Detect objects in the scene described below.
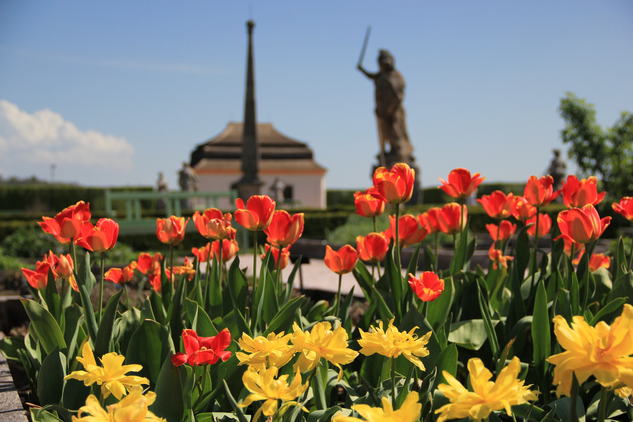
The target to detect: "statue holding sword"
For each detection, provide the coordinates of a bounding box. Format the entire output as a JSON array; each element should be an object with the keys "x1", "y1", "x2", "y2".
[{"x1": 357, "y1": 29, "x2": 414, "y2": 166}]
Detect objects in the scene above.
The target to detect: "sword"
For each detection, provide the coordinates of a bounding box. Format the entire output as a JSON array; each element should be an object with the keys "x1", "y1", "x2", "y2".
[{"x1": 357, "y1": 26, "x2": 371, "y2": 67}]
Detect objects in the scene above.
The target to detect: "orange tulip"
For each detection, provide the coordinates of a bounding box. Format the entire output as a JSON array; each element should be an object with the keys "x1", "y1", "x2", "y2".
[
  {"x1": 75, "y1": 218, "x2": 119, "y2": 253},
  {"x1": 572, "y1": 251, "x2": 611, "y2": 272},
  {"x1": 613, "y1": 197, "x2": 633, "y2": 221},
  {"x1": 356, "y1": 233, "x2": 389, "y2": 263},
  {"x1": 438, "y1": 168, "x2": 485, "y2": 199},
  {"x1": 136, "y1": 252, "x2": 165, "y2": 291},
  {"x1": 264, "y1": 210, "x2": 304, "y2": 247},
  {"x1": 172, "y1": 257, "x2": 197, "y2": 281},
  {"x1": 418, "y1": 208, "x2": 442, "y2": 234},
  {"x1": 486, "y1": 220, "x2": 517, "y2": 242},
  {"x1": 489, "y1": 246, "x2": 514, "y2": 270},
  {"x1": 384, "y1": 214, "x2": 429, "y2": 247},
  {"x1": 212, "y1": 239, "x2": 240, "y2": 263},
  {"x1": 408, "y1": 272, "x2": 444, "y2": 301},
  {"x1": 21, "y1": 255, "x2": 53, "y2": 290},
  {"x1": 39, "y1": 201, "x2": 91, "y2": 244},
  {"x1": 157, "y1": 215, "x2": 189, "y2": 244},
  {"x1": 192, "y1": 243, "x2": 211, "y2": 262},
  {"x1": 561, "y1": 175, "x2": 605, "y2": 208},
  {"x1": 324, "y1": 245, "x2": 359, "y2": 275},
  {"x1": 477, "y1": 191, "x2": 515, "y2": 219},
  {"x1": 193, "y1": 209, "x2": 232, "y2": 240},
  {"x1": 235, "y1": 196, "x2": 276, "y2": 231},
  {"x1": 524, "y1": 175, "x2": 560, "y2": 207},
  {"x1": 512, "y1": 196, "x2": 536, "y2": 221},
  {"x1": 54, "y1": 253, "x2": 78, "y2": 291},
  {"x1": 369, "y1": 163, "x2": 415, "y2": 204},
  {"x1": 262, "y1": 244, "x2": 291, "y2": 270},
  {"x1": 354, "y1": 189, "x2": 386, "y2": 218},
  {"x1": 105, "y1": 262, "x2": 137, "y2": 285},
  {"x1": 557, "y1": 204, "x2": 611, "y2": 244},
  {"x1": 526, "y1": 213, "x2": 552, "y2": 238},
  {"x1": 437, "y1": 203, "x2": 467, "y2": 235},
  {"x1": 563, "y1": 238, "x2": 585, "y2": 257}
]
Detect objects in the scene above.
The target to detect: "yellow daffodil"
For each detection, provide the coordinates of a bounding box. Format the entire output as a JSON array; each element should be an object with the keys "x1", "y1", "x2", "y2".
[
  {"x1": 547, "y1": 304, "x2": 633, "y2": 397},
  {"x1": 435, "y1": 357, "x2": 538, "y2": 422},
  {"x1": 239, "y1": 366, "x2": 308, "y2": 422},
  {"x1": 332, "y1": 391, "x2": 421, "y2": 422},
  {"x1": 357, "y1": 318, "x2": 431, "y2": 371},
  {"x1": 72, "y1": 386, "x2": 165, "y2": 422},
  {"x1": 290, "y1": 321, "x2": 359, "y2": 381},
  {"x1": 237, "y1": 332, "x2": 296, "y2": 370},
  {"x1": 65, "y1": 342, "x2": 149, "y2": 399}
]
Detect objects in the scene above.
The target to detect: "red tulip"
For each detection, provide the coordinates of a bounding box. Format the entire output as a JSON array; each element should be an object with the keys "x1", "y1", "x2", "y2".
[
  {"x1": 488, "y1": 246, "x2": 514, "y2": 270},
  {"x1": 38, "y1": 201, "x2": 91, "y2": 244},
  {"x1": 75, "y1": 218, "x2": 119, "y2": 253},
  {"x1": 512, "y1": 196, "x2": 536, "y2": 221},
  {"x1": 172, "y1": 328, "x2": 232, "y2": 367},
  {"x1": 438, "y1": 168, "x2": 485, "y2": 199},
  {"x1": 354, "y1": 189, "x2": 386, "y2": 218},
  {"x1": 212, "y1": 239, "x2": 240, "y2": 263},
  {"x1": 369, "y1": 163, "x2": 415, "y2": 205},
  {"x1": 526, "y1": 213, "x2": 552, "y2": 238},
  {"x1": 136, "y1": 252, "x2": 165, "y2": 291},
  {"x1": 356, "y1": 233, "x2": 389, "y2": 263},
  {"x1": 21, "y1": 257, "x2": 53, "y2": 290},
  {"x1": 408, "y1": 272, "x2": 444, "y2": 301},
  {"x1": 613, "y1": 197, "x2": 633, "y2": 221},
  {"x1": 193, "y1": 209, "x2": 234, "y2": 240},
  {"x1": 384, "y1": 214, "x2": 428, "y2": 247},
  {"x1": 324, "y1": 245, "x2": 359, "y2": 275},
  {"x1": 563, "y1": 237, "x2": 585, "y2": 257},
  {"x1": 486, "y1": 220, "x2": 517, "y2": 242},
  {"x1": 192, "y1": 243, "x2": 211, "y2": 262},
  {"x1": 53, "y1": 253, "x2": 78, "y2": 291},
  {"x1": 264, "y1": 210, "x2": 304, "y2": 247},
  {"x1": 437, "y1": 203, "x2": 467, "y2": 235},
  {"x1": 105, "y1": 262, "x2": 137, "y2": 285},
  {"x1": 262, "y1": 244, "x2": 291, "y2": 270},
  {"x1": 561, "y1": 175, "x2": 605, "y2": 208},
  {"x1": 235, "y1": 195, "x2": 276, "y2": 231},
  {"x1": 157, "y1": 215, "x2": 189, "y2": 245},
  {"x1": 572, "y1": 251, "x2": 610, "y2": 272},
  {"x1": 524, "y1": 175, "x2": 560, "y2": 207},
  {"x1": 418, "y1": 208, "x2": 442, "y2": 234},
  {"x1": 557, "y1": 204, "x2": 611, "y2": 244},
  {"x1": 477, "y1": 191, "x2": 515, "y2": 219}
]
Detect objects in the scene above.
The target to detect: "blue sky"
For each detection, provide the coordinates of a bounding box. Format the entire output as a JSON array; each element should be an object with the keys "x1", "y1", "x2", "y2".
[{"x1": 1, "y1": 0, "x2": 632, "y2": 191}]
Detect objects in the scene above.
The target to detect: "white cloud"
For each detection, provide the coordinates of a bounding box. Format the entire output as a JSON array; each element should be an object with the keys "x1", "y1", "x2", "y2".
[{"x1": 0, "y1": 100, "x2": 134, "y2": 179}]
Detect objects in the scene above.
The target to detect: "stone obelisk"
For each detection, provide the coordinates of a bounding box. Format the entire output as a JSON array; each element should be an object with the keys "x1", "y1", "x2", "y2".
[{"x1": 232, "y1": 20, "x2": 264, "y2": 200}]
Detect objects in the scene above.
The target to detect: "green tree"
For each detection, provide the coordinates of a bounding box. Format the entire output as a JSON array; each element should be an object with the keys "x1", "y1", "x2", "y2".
[{"x1": 559, "y1": 92, "x2": 633, "y2": 200}]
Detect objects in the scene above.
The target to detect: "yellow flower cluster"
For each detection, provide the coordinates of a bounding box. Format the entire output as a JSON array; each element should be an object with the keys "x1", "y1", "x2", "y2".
[
  {"x1": 547, "y1": 304, "x2": 633, "y2": 397},
  {"x1": 357, "y1": 318, "x2": 432, "y2": 371},
  {"x1": 73, "y1": 386, "x2": 164, "y2": 422},
  {"x1": 65, "y1": 342, "x2": 149, "y2": 399},
  {"x1": 332, "y1": 391, "x2": 421, "y2": 422},
  {"x1": 435, "y1": 357, "x2": 538, "y2": 422}
]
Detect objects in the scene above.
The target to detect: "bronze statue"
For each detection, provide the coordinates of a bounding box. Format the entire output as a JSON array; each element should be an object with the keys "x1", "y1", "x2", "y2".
[
  {"x1": 178, "y1": 162, "x2": 198, "y2": 210},
  {"x1": 358, "y1": 49, "x2": 414, "y2": 166},
  {"x1": 547, "y1": 149, "x2": 567, "y2": 192}
]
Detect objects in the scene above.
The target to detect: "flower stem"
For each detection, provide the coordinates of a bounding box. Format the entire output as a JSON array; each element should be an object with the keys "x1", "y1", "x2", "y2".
[
  {"x1": 597, "y1": 386, "x2": 610, "y2": 422},
  {"x1": 391, "y1": 356, "x2": 396, "y2": 408},
  {"x1": 373, "y1": 216, "x2": 377, "y2": 234},
  {"x1": 70, "y1": 239, "x2": 77, "y2": 274},
  {"x1": 98, "y1": 252, "x2": 105, "y2": 324},
  {"x1": 335, "y1": 273, "x2": 343, "y2": 316},
  {"x1": 253, "y1": 231, "x2": 258, "y2": 291},
  {"x1": 203, "y1": 245, "x2": 212, "y2": 307},
  {"x1": 169, "y1": 243, "x2": 174, "y2": 286},
  {"x1": 218, "y1": 242, "x2": 223, "y2": 289},
  {"x1": 434, "y1": 232, "x2": 439, "y2": 271},
  {"x1": 395, "y1": 204, "x2": 402, "y2": 276}
]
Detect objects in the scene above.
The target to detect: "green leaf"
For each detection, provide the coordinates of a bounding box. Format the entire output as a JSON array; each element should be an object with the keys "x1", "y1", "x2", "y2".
[
  {"x1": 168, "y1": 276, "x2": 186, "y2": 348},
  {"x1": 406, "y1": 243, "x2": 422, "y2": 277},
  {"x1": 75, "y1": 253, "x2": 98, "y2": 342},
  {"x1": 283, "y1": 255, "x2": 303, "y2": 304},
  {"x1": 448, "y1": 319, "x2": 498, "y2": 350},
  {"x1": 223, "y1": 380, "x2": 249, "y2": 422},
  {"x1": 62, "y1": 305, "x2": 83, "y2": 363},
  {"x1": 263, "y1": 296, "x2": 304, "y2": 336},
  {"x1": 610, "y1": 271, "x2": 633, "y2": 305},
  {"x1": 185, "y1": 298, "x2": 218, "y2": 337},
  {"x1": 251, "y1": 249, "x2": 272, "y2": 331},
  {"x1": 30, "y1": 409, "x2": 64, "y2": 422},
  {"x1": 372, "y1": 285, "x2": 395, "y2": 322},
  {"x1": 126, "y1": 320, "x2": 173, "y2": 388},
  {"x1": 353, "y1": 261, "x2": 374, "y2": 299},
  {"x1": 149, "y1": 290, "x2": 166, "y2": 324},
  {"x1": 426, "y1": 276, "x2": 454, "y2": 332},
  {"x1": 0, "y1": 336, "x2": 24, "y2": 361},
  {"x1": 21, "y1": 299, "x2": 67, "y2": 355},
  {"x1": 532, "y1": 280, "x2": 551, "y2": 402},
  {"x1": 262, "y1": 268, "x2": 280, "y2": 324},
  {"x1": 38, "y1": 347, "x2": 66, "y2": 406},
  {"x1": 141, "y1": 297, "x2": 156, "y2": 321},
  {"x1": 477, "y1": 281, "x2": 499, "y2": 358},
  {"x1": 228, "y1": 256, "x2": 249, "y2": 311},
  {"x1": 431, "y1": 343, "x2": 458, "y2": 391},
  {"x1": 94, "y1": 289, "x2": 123, "y2": 359},
  {"x1": 43, "y1": 269, "x2": 62, "y2": 324},
  {"x1": 615, "y1": 236, "x2": 628, "y2": 281},
  {"x1": 590, "y1": 297, "x2": 627, "y2": 326},
  {"x1": 385, "y1": 244, "x2": 403, "y2": 320},
  {"x1": 150, "y1": 352, "x2": 184, "y2": 422},
  {"x1": 570, "y1": 270, "x2": 581, "y2": 315}
]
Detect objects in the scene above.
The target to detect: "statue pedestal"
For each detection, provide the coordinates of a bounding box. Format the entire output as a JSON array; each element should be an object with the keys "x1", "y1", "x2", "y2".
[
  {"x1": 232, "y1": 177, "x2": 264, "y2": 202},
  {"x1": 372, "y1": 153, "x2": 423, "y2": 205}
]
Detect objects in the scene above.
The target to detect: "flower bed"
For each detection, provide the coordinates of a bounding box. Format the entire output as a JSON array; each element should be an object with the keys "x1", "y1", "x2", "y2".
[{"x1": 1, "y1": 165, "x2": 633, "y2": 422}]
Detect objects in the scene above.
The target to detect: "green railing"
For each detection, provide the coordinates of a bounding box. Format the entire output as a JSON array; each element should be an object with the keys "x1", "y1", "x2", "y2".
[{"x1": 104, "y1": 189, "x2": 238, "y2": 235}]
